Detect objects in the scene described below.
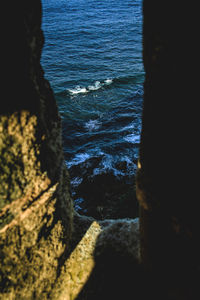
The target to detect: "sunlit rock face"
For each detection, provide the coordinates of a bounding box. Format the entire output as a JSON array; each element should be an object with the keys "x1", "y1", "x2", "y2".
[
  {"x1": 59, "y1": 214, "x2": 141, "y2": 300},
  {"x1": 0, "y1": 1, "x2": 73, "y2": 298}
]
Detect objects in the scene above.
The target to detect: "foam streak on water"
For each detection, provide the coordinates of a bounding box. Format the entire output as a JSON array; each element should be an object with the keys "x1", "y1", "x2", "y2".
[{"x1": 67, "y1": 79, "x2": 113, "y2": 95}]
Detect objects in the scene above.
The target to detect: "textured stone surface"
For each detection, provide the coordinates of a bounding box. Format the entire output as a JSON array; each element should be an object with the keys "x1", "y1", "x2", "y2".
[
  {"x1": 50, "y1": 214, "x2": 102, "y2": 300},
  {"x1": 0, "y1": 1, "x2": 73, "y2": 298},
  {"x1": 53, "y1": 214, "x2": 140, "y2": 300}
]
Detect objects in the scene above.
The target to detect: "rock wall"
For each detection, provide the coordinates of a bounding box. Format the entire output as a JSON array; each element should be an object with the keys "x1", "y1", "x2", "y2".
[
  {"x1": 137, "y1": 1, "x2": 200, "y2": 298},
  {"x1": 0, "y1": 1, "x2": 74, "y2": 298}
]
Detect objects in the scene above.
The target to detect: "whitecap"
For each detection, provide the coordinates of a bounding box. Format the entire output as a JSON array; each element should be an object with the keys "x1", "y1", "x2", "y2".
[
  {"x1": 101, "y1": 154, "x2": 113, "y2": 170},
  {"x1": 88, "y1": 81, "x2": 102, "y2": 91},
  {"x1": 84, "y1": 119, "x2": 101, "y2": 132},
  {"x1": 124, "y1": 134, "x2": 140, "y2": 144},
  {"x1": 93, "y1": 154, "x2": 124, "y2": 177},
  {"x1": 67, "y1": 78, "x2": 113, "y2": 96},
  {"x1": 66, "y1": 152, "x2": 91, "y2": 168},
  {"x1": 104, "y1": 78, "x2": 113, "y2": 85},
  {"x1": 120, "y1": 123, "x2": 135, "y2": 132},
  {"x1": 68, "y1": 85, "x2": 88, "y2": 95},
  {"x1": 120, "y1": 155, "x2": 132, "y2": 165},
  {"x1": 93, "y1": 167, "x2": 101, "y2": 176}
]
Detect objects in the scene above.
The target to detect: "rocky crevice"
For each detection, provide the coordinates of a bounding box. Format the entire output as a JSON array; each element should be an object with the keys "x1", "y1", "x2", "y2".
[{"x1": 1, "y1": 1, "x2": 200, "y2": 299}]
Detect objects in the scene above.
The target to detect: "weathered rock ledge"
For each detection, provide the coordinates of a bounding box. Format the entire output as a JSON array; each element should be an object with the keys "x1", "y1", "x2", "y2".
[{"x1": 50, "y1": 213, "x2": 140, "y2": 300}]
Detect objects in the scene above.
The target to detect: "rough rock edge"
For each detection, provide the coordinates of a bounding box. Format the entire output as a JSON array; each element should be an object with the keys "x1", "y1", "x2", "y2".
[{"x1": 50, "y1": 213, "x2": 140, "y2": 300}]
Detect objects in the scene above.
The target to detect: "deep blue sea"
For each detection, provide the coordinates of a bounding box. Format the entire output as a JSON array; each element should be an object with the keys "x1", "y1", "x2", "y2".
[{"x1": 41, "y1": 0, "x2": 144, "y2": 215}]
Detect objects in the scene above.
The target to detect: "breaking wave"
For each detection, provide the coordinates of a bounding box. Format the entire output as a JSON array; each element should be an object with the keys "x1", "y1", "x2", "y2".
[{"x1": 67, "y1": 78, "x2": 113, "y2": 96}]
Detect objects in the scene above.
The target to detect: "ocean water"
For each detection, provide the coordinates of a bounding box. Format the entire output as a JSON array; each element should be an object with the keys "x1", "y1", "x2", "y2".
[{"x1": 41, "y1": 0, "x2": 144, "y2": 215}]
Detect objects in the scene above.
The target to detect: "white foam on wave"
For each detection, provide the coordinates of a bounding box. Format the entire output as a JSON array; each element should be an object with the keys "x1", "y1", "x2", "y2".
[
  {"x1": 88, "y1": 81, "x2": 101, "y2": 91},
  {"x1": 68, "y1": 85, "x2": 88, "y2": 95},
  {"x1": 93, "y1": 154, "x2": 124, "y2": 177},
  {"x1": 121, "y1": 155, "x2": 132, "y2": 165},
  {"x1": 120, "y1": 122, "x2": 135, "y2": 132},
  {"x1": 84, "y1": 119, "x2": 102, "y2": 132},
  {"x1": 67, "y1": 78, "x2": 113, "y2": 96},
  {"x1": 66, "y1": 152, "x2": 91, "y2": 168},
  {"x1": 104, "y1": 78, "x2": 113, "y2": 85},
  {"x1": 124, "y1": 134, "x2": 140, "y2": 144}
]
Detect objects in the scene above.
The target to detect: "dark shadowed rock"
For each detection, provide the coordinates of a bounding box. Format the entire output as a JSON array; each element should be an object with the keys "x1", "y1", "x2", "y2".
[{"x1": 75, "y1": 172, "x2": 139, "y2": 219}]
